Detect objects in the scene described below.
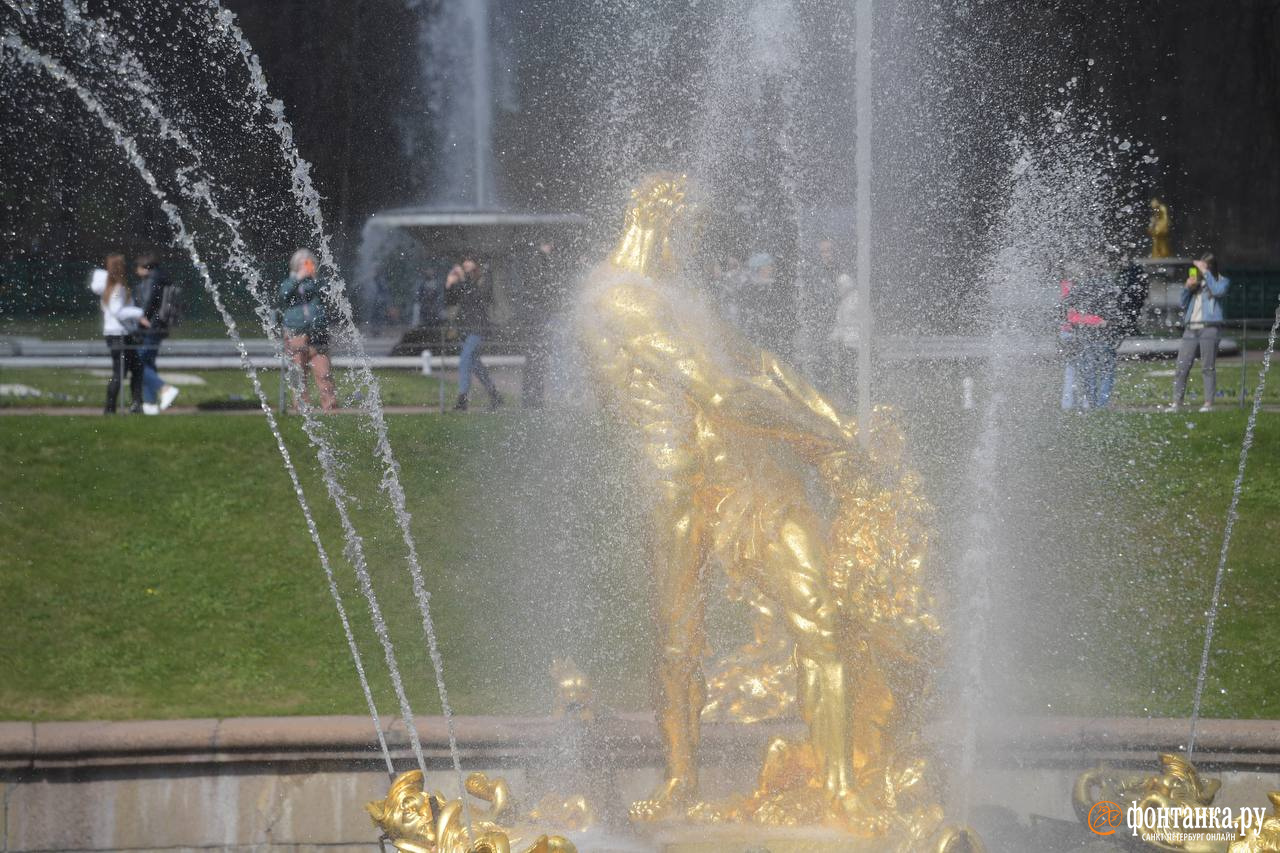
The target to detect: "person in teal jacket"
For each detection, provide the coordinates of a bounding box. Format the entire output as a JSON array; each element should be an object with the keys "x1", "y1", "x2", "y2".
[{"x1": 278, "y1": 248, "x2": 336, "y2": 411}]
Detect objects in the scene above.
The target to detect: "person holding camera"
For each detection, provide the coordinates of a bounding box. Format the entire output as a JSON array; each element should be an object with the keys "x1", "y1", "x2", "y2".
[
  {"x1": 1171, "y1": 254, "x2": 1230, "y2": 412},
  {"x1": 278, "y1": 248, "x2": 337, "y2": 412}
]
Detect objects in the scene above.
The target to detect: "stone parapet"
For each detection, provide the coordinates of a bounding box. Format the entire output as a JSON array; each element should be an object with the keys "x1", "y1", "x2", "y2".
[{"x1": 4, "y1": 715, "x2": 1280, "y2": 851}]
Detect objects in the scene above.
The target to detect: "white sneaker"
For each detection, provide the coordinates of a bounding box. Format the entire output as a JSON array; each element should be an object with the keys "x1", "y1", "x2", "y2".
[
  {"x1": 1198, "y1": 404, "x2": 1213, "y2": 413},
  {"x1": 142, "y1": 403, "x2": 160, "y2": 416},
  {"x1": 159, "y1": 385, "x2": 180, "y2": 410},
  {"x1": 1163, "y1": 403, "x2": 1181, "y2": 413}
]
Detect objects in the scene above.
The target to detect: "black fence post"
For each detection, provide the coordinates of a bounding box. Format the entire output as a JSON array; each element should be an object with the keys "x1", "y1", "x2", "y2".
[
  {"x1": 279, "y1": 350, "x2": 288, "y2": 415},
  {"x1": 1240, "y1": 317, "x2": 1248, "y2": 409}
]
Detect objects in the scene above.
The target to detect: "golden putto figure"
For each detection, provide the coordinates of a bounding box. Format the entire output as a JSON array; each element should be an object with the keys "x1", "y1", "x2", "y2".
[
  {"x1": 1075, "y1": 753, "x2": 1280, "y2": 853},
  {"x1": 367, "y1": 770, "x2": 577, "y2": 853},
  {"x1": 576, "y1": 173, "x2": 978, "y2": 850}
]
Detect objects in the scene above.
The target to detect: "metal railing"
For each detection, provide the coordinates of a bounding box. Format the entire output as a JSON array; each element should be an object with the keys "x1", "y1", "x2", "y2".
[{"x1": 1217, "y1": 318, "x2": 1272, "y2": 408}]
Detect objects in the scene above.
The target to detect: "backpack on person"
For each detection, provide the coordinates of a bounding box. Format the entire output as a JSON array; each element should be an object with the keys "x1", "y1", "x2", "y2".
[{"x1": 157, "y1": 282, "x2": 183, "y2": 330}]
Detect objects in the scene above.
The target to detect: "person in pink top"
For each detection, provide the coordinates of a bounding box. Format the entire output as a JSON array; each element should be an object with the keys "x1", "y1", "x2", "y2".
[{"x1": 1059, "y1": 278, "x2": 1105, "y2": 411}]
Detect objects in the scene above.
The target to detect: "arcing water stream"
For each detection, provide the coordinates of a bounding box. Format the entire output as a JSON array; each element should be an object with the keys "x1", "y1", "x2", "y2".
[
  {"x1": 1187, "y1": 295, "x2": 1280, "y2": 757},
  {"x1": 40, "y1": 7, "x2": 403, "y2": 775},
  {"x1": 0, "y1": 33, "x2": 412, "y2": 777},
  {"x1": 5, "y1": 3, "x2": 1278, "y2": 844},
  {"x1": 0, "y1": 2, "x2": 473, "y2": 807},
  {"x1": 205, "y1": 9, "x2": 470, "y2": 802}
]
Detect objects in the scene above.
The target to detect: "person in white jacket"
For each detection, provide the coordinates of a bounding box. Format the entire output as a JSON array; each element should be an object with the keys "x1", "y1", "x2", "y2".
[{"x1": 90, "y1": 253, "x2": 144, "y2": 414}]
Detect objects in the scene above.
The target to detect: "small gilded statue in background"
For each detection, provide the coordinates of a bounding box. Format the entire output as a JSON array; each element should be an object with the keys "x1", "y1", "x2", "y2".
[
  {"x1": 576, "y1": 173, "x2": 980, "y2": 851},
  {"x1": 550, "y1": 658, "x2": 595, "y2": 723},
  {"x1": 1149, "y1": 197, "x2": 1173, "y2": 258}
]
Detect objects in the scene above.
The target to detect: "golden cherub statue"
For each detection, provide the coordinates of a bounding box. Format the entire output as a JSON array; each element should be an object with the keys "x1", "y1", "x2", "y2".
[
  {"x1": 575, "y1": 173, "x2": 978, "y2": 850},
  {"x1": 1149, "y1": 198, "x2": 1173, "y2": 258}
]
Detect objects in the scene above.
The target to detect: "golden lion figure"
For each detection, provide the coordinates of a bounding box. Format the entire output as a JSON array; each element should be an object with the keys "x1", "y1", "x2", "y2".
[{"x1": 576, "y1": 173, "x2": 978, "y2": 850}]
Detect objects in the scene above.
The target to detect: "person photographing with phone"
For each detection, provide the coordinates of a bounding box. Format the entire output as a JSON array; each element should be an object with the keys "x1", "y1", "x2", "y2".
[{"x1": 1171, "y1": 254, "x2": 1229, "y2": 412}]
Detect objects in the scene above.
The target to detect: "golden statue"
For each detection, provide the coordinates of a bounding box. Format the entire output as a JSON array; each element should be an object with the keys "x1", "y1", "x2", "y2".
[
  {"x1": 1149, "y1": 198, "x2": 1173, "y2": 258},
  {"x1": 575, "y1": 173, "x2": 978, "y2": 851},
  {"x1": 1074, "y1": 753, "x2": 1239, "y2": 852},
  {"x1": 367, "y1": 770, "x2": 578, "y2": 853},
  {"x1": 550, "y1": 658, "x2": 595, "y2": 723},
  {"x1": 1073, "y1": 752, "x2": 1280, "y2": 852},
  {"x1": 1232, "y1": 792, "x2": 1280, "y2": 853}
]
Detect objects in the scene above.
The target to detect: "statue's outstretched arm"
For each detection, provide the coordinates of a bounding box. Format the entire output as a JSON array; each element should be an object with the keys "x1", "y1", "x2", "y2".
[
  {"x1": 711, "y1": 317, "x2": 854, "y2": 444},
  {"x1": 605, "y1": 286, "x2": 855, "y2": 455}
]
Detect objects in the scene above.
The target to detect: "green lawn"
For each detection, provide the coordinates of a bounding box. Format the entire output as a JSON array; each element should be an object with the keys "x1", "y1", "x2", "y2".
[
  {"x1": 0, "y1": 413, "x2": 653, "y2": 720},
  {"x1": 0, "y1": 367, "x2": 455, "y2": 409},
  {"x1": 0, "y1": 409, "x2": 1276, "y2": 721},
  {"x1": 985, "y1": 410, "x2": 1280, "y2": 719},
  {"x1": 1111, "y1": 354, "x2": 1280, "y2": 408}
]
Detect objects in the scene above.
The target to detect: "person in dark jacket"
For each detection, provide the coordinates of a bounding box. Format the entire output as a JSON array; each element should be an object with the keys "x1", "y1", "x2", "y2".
[
  {"x1": 449, "y1": 257, "x2": 502, "y2": 411},
  {"x1": 133, "y1": 251, "x2": 180, "y2": 415},
  {"x1": 278, "y1": 248, "x2": 336, "y2": 412}
]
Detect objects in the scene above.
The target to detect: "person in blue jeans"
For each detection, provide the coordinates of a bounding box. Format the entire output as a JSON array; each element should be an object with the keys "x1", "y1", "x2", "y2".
[
  {"x1": 1059, "y1": 278, "x2": 1106, "y2": 411},
  {"x1": 1171, "y1": 254, "x2": 1230, "y2": 412},
  {"x1": 134, "y1": 251, "x2": 179, "y2": 415},
  {"x1": 448, "y1": 258, "x2": 502, "y2": 411}
]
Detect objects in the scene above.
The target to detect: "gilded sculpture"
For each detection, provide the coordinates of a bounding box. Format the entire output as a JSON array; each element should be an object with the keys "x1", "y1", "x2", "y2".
[
  {"x1": 1149, "y1": 198, "x2": 1173, "y2": 259},
  {"x1": 574, "y1": 173, "x2": 979, "y2": 850},
  {"x1": 550, "y1": 657, "x2": 595, "y2": 723},
  {"x1": 367, "y1": 769, "x2": 578, "y2": 853},
  {"x1": 1231, "y1": 792, "x2": 1280, "y2": 853},
  {"x1": 1075, "y1": 752, "x2": 1222, "y2": 852},
  {"x1": 1073, "y1": 753, "x2": 1280, "y2": 852}
]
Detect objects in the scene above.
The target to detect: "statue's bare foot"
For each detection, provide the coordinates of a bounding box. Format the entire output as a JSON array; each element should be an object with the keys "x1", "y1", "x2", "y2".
[
  {"x1": 629, "y1": 777, "x2": 694, "y2": 823},
  {"x1": 834, "y1": 789, "x2": 893, "y2": 835}
]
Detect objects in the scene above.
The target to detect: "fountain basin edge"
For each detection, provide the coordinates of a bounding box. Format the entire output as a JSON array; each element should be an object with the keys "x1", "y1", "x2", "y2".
[{"x1": 4, "y1": 714, "x2": 1280, "y2": 851}]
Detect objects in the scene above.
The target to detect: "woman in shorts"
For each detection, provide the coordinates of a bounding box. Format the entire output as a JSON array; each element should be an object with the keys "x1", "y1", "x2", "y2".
[{"x1": 277, "y1": 248, "x2": 336, "y2": 412}]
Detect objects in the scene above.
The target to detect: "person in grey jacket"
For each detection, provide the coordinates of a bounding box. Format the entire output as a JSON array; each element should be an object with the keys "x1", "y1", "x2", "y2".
[
  {"x1": 278, "y1": 248, "x2": 336, "y2": 412},
  {"x1": 1171, "y1": 254, "x2": 1230, "y2": 412}
]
